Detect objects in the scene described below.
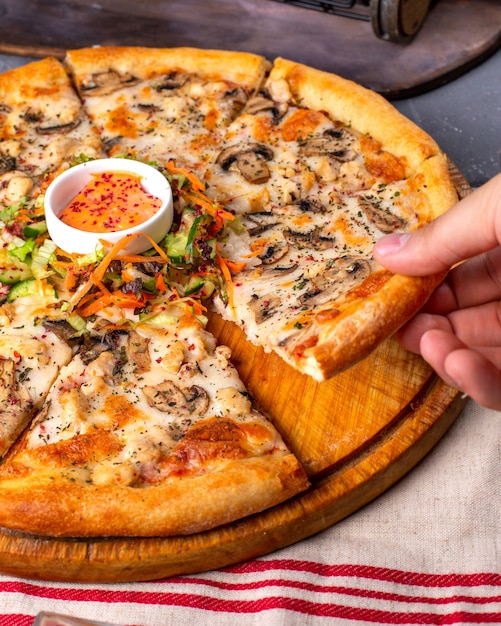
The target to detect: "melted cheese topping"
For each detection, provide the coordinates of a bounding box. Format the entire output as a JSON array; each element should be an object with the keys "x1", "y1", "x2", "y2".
[
  {"x1": 205, "y1": 82, "x2": 425, "y2": 361},
  {"x1": 23, "y1": 317, "x2": 283, "y2": 486}
]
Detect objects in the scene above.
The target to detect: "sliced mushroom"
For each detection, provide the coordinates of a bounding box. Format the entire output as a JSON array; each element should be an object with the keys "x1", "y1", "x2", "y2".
[
  {"x1": 299, "y1": 198, "x2": 326, "y2": 214},
  {"x1": 155, "y1": 71, "x2": 189, "y2": 91},
  {"x1": 247, "y1": 293, "x2": 282, "y2": 324},
  {"x1": 299, "y1": 257, "x2": 372, "y2": 307},
  {"x1": 80, "y1": 70, "x2": 140, "y2": 97},
  {"x1": 0, "y1": 154, "x2": 16, "y2": 176},
  {"x1": 284, "y1": 227, "x2": 335, "y2": 251},
  {"x1": 299, "y1": 128, "x2": 357, "y2": 162},
  {"x1": 79, "y1": 330, "x2": 124, "y2": 366},
  {"x1": 42, "y1": 319, "x2": 81, "y2": 344},
  {"x1": 358, "y1": 196, "x2": 407, "y2": 233},
  {"x1": 216, "y1": 142, "x2": 274, "y2": 184},
  {"x1": 36, "y1": 117, "x2": 82, "y2": 135},
  {"x1": 244, "y1": 92, "x2": 288, "y2": 122},
  {"x1": 224, "y1": 86, "x2": 249, "y2": 117},
  {"x1": 256, "y1": 262, "x2": 299, "y2": 279},
  {"x1": 126, "y1": 331, "x2": 151, "y2": 374},
  {"x1": 258, "y1": 240, "x2": 289, "y2": 265},
  {"x1": 143, "y1": 381, "x2": 210, "y2": 416}
]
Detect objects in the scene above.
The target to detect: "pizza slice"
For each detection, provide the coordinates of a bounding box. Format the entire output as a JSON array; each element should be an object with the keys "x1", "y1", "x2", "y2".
[
  {"x1": 64, "y1": 46, "x2": 270, "y2": 174},
  {"x1": 0, "y1": 56, "x2": 104, "y2": 186},
  {"x1": 0, "y1": 300, "x2": 309, "y2": 537},
  {"x1": 0, "y1": 57, "x2": 107, "y2": 455},
  {"x1": 0, "y1": 295, "x2": 75, "y2": 457},
  {"x1": 205, "y1": 57, "x2": 459, "y2": 381}
]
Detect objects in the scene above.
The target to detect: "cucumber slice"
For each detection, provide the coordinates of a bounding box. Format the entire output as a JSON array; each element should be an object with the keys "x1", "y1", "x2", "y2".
[
  {"x1": 0, "y1": 250, "x2": 33, "y2": 285},
  {"x1": 7, "y1": 278, "x2": 56, "y2": 302}
]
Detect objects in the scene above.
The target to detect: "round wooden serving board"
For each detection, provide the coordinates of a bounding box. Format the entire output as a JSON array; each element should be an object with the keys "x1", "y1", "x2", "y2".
[{"x1": 0, "y1": 166, "x2": 470, "y2": 583}]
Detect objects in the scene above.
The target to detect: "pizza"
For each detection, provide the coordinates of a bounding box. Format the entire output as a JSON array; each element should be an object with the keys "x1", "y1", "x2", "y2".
[{"x1": 0, "y1": 46, "x2": 457, "y2": 538}]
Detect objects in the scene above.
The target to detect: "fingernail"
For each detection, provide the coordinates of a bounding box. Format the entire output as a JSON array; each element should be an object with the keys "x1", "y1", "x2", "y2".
[{"x1": 374, "y1": 233, "x2": 411, "y2": 257}]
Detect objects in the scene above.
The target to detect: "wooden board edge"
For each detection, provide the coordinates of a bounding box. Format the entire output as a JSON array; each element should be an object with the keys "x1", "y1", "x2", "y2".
[{"x1": 0, "y1": 377, "x2": 466, "y2": 583}]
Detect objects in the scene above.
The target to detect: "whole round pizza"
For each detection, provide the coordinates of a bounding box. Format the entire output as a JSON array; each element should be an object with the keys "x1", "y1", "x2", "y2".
[{"x1": 0, "y1": 47, "x2": 458, "y2": 538}]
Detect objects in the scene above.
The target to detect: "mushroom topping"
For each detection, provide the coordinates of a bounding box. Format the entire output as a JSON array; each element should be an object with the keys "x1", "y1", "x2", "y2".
[
  {"x1": 358, "y1": 196, "x2": 407, "y2": 233},
  {"x1": 0, "y1": 154, "x2": 15, "y2": 176},
  {"x1": 80, "y1": 70, "x2": 140, "y2": 96},
  {"x1": 42, "y1": 319, "x2": 80, "y2": 344},
  {"x1": 257, "y1": 240, "x2": 290, "y2": 265},
  {"x1": 248, "y1": 293, "x2": 282, "y2": 324},
  {"x1": 126, "y1": 331, "x2": 151, "y2": 374},
  {"x1": 284, "y1": 226, "x2": 335, "y2": 251},
  {"x1": 299, "y1": 128, "x2": 357, "y2": 162},
  {"x1": 36, "y1": 117, "x2": 82, "y2": 135},
  {"x1": 143, "y1": 381, "x2": 210, "y2": 416},
  {"x1": 299, "y1": 257, "x2": 372, "y2": 307},
  {"x1": 155, "y1": 71, "x2": 189, "y2": 91},
  {"x1": 224, "y1": 86, "x2": 249, "y2": 115},
  {"x1": 216, "y1": 142, "x2": 274, "y2": 184},
  {"x1": 299, "y1": 198, "x2": 326, "y2": 214},
  {"x1": 244, "y1": 92, "x2": 288, "y2": 122}
]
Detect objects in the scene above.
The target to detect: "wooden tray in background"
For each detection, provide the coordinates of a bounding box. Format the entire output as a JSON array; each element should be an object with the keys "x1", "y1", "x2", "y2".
[
  {"x1": 0, "y1": 165, "x2": 470, "y2": 583},
  {"x1": 0, "y1": 0, "x2": 500, "y2": 97}
]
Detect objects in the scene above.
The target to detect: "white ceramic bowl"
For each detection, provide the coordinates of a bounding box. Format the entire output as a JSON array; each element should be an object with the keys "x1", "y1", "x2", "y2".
[{"x1": 44, "y1": 158, "x2": 173, "y2": 255}]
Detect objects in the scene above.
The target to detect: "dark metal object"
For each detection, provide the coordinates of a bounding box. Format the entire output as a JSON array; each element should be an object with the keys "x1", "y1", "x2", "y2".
[{"x1": 270, "y1": 0, "x2": 432, "y2": 43}]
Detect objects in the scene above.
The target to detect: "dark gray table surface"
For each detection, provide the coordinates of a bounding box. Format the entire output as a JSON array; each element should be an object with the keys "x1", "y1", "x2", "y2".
[{"x1": 1, "y1": 46, "x2": 499, "y2": 189}]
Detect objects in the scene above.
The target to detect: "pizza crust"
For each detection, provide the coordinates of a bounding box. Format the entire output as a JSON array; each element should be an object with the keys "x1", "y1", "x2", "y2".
[
  {"x1": 0, "y1": 452, "x2": 306, "y2": 537},
  {"x1": 65, "y1": 46, "x2": 271, "y2": 94}
]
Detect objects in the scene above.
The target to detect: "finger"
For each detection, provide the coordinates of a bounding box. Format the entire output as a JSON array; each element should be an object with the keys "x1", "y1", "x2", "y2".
[
  {"x1": 396, "y1": 313, "x2": 452, "y2": 354},
  {"x1": 443, "y1": 246, "x2": 501, "y2": 310},
  {"x1": 444, "y1": 349, "x2": 501, "y2": 411},
  {"x1": 420, "y1": 329, "x2": 501, "y2": 410},
  {"x1": 374, "y1": 173, "x2": 501, "y2": 276},
  {"x1": 399, "y1": 302, "x2": 501, "y2": 352}
]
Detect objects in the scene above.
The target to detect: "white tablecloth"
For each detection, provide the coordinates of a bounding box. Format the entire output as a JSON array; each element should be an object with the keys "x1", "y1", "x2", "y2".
[{"x1": 1, "y1": 398, "x2": 499, "y2": 626}]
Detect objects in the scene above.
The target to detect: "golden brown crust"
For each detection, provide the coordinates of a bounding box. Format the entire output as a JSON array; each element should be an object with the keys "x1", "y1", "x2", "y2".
[
  {"x1": 0, "y1": 56, "x2": 74, "y2": 104},
  {"x1": 0, "y1": 451, "x2": 307, "y2": 537},
  {"x1": 286, "y1": 272, "x2": 446, "y2": 381},
  {"x1": 268, "y1": 57, "x2": 442, "y2": 176},
  {"x1": 65, "y1": 46, "x2": 271, "y2": 94}
]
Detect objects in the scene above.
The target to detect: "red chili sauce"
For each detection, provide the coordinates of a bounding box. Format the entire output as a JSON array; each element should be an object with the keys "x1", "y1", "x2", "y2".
[{"x1": 58, "y1": 171, "x2": 162, "y2": 233}]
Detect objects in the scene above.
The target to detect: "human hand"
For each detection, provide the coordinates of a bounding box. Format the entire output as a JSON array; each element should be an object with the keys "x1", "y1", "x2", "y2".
[{"x1": 374, "y1": 173, "x2": 501, "y2": 410}]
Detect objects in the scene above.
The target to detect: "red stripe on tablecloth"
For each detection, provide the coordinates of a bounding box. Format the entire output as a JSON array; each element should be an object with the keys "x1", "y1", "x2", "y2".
[
  {"x1": 221, "y1": 561, "x2": 501, "y2": 587},
  {"x1": 0, "y1": 615, "x2": 33, "y2": 626},
  {"x1": 4, "y1": 602, "x2": 501, "y2": 625},
  {"x1": 2, "y1": 578, "x2": 500, "y2": 607},
  {"x1": 167, "y1": 576, "x2": 501, "y2": 604},
  {"x1": 1, "y1": 562, "x2": 500, "y2": 623}
]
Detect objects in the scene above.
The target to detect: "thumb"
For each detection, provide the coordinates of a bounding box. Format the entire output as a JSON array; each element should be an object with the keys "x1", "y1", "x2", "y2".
[{"x1": 373, "y1": 173, "x2": 501, "y2": 276}]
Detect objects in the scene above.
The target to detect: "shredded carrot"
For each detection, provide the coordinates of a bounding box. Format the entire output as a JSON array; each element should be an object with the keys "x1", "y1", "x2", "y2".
[
  {"x1": 94, "y1": 233, "x2": 169, "y2": 283},
  {"x1": 155, "y1": 272, "x2": 167, "y2": 293},
  {"x1": 166, "y1": 160, "x2": 206, "y2": 193},
  {"x1": 77, "y1": 290, "x2": 146, "y2": 318},
  {"x1": 224, "y1": 259, "x2": 247, "y2": 273},
  {"x1": 183, "y1": 191, "x2": 235, "y2": 223},
  {"x1": 242, "y1": 240, "x2": 268, "y2": 258},
  {"x1": 68, "y1": 232, "x2": 170, "y2": 315},
  {"x1": 216, "y1": 254, "x2": 235, "y2": 312}
]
